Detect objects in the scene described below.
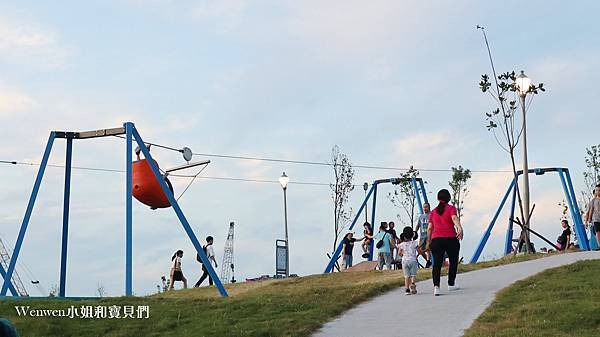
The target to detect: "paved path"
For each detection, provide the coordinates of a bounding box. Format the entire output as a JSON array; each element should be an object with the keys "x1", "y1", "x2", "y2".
[{"x1": 314, "y1": 251, "x2": 600, "y2": 337}]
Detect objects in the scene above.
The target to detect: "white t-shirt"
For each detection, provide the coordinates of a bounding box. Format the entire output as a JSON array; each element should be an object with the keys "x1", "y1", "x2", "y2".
[
  {"x1": 399, "y1": 240, "x2": 419, "y2": 262},
  {"x1": 206, "y1": 245, "x2": 215, "y2": 259},
  {"x1": 172, "y1": 256, "x2": 181, "y2": 270}
]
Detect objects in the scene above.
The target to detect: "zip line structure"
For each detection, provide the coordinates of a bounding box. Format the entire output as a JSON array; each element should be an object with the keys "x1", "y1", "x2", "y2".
[{"x1": 0, "y1": 122, "x2": 229, "y2": 298}]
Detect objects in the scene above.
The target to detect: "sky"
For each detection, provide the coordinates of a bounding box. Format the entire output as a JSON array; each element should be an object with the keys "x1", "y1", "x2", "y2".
[{"x1": 1, "y1": 0, "x2": 599, "y2": 297}]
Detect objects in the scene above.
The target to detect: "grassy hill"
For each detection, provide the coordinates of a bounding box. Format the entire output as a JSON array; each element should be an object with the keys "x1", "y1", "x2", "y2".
[
  {"x1": 0, "y1": 253, "x2": 548, "y2": 337},
  {"x1": 463, "y1": 259, "x2": 600, "y2": 337}
]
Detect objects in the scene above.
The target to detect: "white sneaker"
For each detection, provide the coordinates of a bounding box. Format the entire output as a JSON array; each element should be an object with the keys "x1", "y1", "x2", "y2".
[
  {"x1": 448, "y1": 284, "x2": 460, "y2": 291},
  {"x1": 433, "y1": 286, "x2": 440, "y2": 296}
]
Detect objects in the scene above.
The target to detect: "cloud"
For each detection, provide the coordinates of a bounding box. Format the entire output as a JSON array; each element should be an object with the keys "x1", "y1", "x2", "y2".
[
  {"x1": 391, "y1": 130, "x2": 477, "y2": 168},
  {"x1": 0, "y1": 15, "x2": 70, "y2": 70},
  {"x1": 0, "y1": 88, "x2": 38, "y2": 118}
]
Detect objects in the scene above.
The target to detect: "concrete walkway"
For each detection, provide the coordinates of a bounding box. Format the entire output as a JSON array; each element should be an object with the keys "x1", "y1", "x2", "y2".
[{"x1": 314, "y1": 251, "x2": 600, "y2": 337}]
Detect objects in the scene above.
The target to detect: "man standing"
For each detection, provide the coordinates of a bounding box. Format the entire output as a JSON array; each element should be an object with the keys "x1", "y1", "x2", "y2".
[
  {"x1": 194, "y1": 236, "x2": 218, "y2": 287},
  {"x1": 341, "y1": 232, "x2": 362, "y2": 270},
  {"x1": 415, "y1": 203, "x2": 432, "y2": 267},
  {"x1": 585, "y1": 184, "x2": 600, "y2": 251}
]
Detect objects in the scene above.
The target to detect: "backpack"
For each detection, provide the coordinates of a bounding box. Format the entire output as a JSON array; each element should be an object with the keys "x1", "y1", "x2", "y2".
[
  {"x1": 376, "y1": 233, "x2": 388, "y2": 249},
  {"x1": 196, "y1": 245, "x2": 208, "y2": 263}
]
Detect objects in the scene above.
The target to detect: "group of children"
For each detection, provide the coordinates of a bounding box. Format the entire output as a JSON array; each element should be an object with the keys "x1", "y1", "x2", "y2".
[{"x1": 340, "y1": 204, "x2": 436, "y2": 296}]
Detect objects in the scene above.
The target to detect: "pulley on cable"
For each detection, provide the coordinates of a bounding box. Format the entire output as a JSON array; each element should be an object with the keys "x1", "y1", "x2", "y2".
[{"x1": 132, "y1": 145, "x2": 209, "y2": 209}]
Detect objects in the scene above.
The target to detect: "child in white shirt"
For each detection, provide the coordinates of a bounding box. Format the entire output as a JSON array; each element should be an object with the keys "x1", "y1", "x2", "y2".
[{"x1": 398, "y1": 226, "x2": 419, "y2": 295}]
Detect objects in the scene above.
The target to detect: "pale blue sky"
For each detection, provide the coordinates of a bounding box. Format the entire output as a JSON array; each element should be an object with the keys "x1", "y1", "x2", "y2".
[{"x1": 1, "y1": 1, "x2": 599, "y2": 296}]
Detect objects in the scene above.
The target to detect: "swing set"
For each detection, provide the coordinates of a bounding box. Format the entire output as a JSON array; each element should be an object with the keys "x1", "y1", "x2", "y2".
[
  {"x1": 470, "y1": 167, "x2": 594, "y2": 263},
  {"x1": 324, "y1": 177, "x2": 428, "y2": 273},
  {"x1": 0, "y1": 122, "x2": 229, "y2": 298}
]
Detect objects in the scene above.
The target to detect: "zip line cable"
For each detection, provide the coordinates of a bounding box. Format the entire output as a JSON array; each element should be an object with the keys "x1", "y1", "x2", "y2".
[
  {"x1": 111, "y1": 135, "x2": 511, "y2": 173},
  {"x1": 0, "y1": 160, "x2": 334, "y2": 186}
]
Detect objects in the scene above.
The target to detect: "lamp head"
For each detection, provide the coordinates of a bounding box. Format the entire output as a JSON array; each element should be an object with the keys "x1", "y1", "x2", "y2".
[
  {"x1": 279, "y1": 172, "x2": 289, "y2": 189},
  {"x1": 515, "y1": 70, "x2": 532, "y2": 97}
]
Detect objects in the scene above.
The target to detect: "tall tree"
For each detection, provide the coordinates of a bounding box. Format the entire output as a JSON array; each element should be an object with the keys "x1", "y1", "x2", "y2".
[
  {"x1": 477, "y1": 26, "x2": 545, "y2": 253},
  {"x1": 449, "y1": 166, "x2": 472, "y2": 221},
  {"x1": 330, "y1": 145, "x2": 354, "y2": 252},
  {"x1": 580, "y1": 145, "x2": 600, "y2": 210},
  {"x1": 388, "y1": 166, "x2": 420, "y2": 229}
]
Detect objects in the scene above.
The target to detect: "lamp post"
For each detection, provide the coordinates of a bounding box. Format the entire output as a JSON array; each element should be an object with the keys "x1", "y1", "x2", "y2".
[
  {"x1": 515, "y1": 70, "x2": 532, "y2": 244},
  {"x1": 278, "y1": 172, "x2": 290, "y2": 277}
]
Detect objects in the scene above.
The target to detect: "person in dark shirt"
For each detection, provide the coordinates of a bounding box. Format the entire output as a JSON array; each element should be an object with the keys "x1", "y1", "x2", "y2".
[
  {"x1": 556, "y1": 219, "x2": 571, "y2": 251},
  {"x1": 388, "y1": 221, "x2": 399, "y2": 262},
  {"x1": 342, "y1": 232, "x2": 363, "y2": 270},
  {"x1": 361, "y1": 222, "x2": 374, "y2": 258}
]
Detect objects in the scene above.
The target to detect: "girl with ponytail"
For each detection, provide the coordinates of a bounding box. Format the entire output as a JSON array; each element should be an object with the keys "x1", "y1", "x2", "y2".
[
  {"x1": 168, "y1": 250, "x2": 187, "y2": 290},
  {"x1": 426, "y1": 189, "x2": 464, "y2": 296}
]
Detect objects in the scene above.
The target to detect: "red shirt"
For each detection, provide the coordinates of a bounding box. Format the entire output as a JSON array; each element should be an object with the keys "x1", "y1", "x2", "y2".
[{"x1": 429, "y1": 203, "x2": 458, "y2": 239}]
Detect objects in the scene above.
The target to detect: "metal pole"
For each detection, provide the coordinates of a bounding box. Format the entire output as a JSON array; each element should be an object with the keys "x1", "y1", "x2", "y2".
[
  {"x1": 125, "y1": 122, "x2": 133, "y2": 296},
  {"x1": 59, "y1": 137, "x2": 73, "y2": 297},
  {"x1": 132, "y1": 126, "x2": 228, "y2": 296},
  {"x1": 283, "y1": 187, "x2": 289, "y2": 277},
  {"x1": 1, "y1": 132, "x2": 56, "y2": 296},
  {"x1": 505, "y1": 184, "x2": 517, "y2": 255},
  {"x1": 521, "y1": 95, "x2": 531, "y2": 246},
  {"x1": 470, "y1": 178, "x2": 516, "y2": 263},
  {"x1": 369, "y1": 184, "x2": 378, "y2": 261},
  {"x1": 363, "y1": 183, "x2": 369, "y2": 223}
]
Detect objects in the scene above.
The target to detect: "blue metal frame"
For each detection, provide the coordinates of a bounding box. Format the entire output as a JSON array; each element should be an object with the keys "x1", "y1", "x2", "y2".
[
  {"x1": 59, "y1": 137, "x2": 73, "y2": 297},
  {"x1": 131, "y1": 126, "x2": 228, "y2": 297},
  {"x1": 125, "y1": 123, "x2": 133, "y2": 296},
  {"x1": 0, "y1": 264, "x2": 19, "y2": 296},
  {"x1": 470, "y1": 167, "x2": 591, "y2": 264},
  {"x1": 1, "y1": 122, "x2": 229, "y2": 297},
  {"x1": 368, "y1": 184, "x2": 377, "y2": 261},
  {"x1": 323, "y1": 177, "x2": 428, "y2": 273},
  {"x1": 1, "y1": 132, "x2": 56, "y2": 296}
]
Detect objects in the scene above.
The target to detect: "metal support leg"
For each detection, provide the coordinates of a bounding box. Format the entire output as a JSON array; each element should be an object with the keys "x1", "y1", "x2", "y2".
[
  {"x1": 125, "y1": 123, "x2": 133, "y2": 296},
  {"x1": 504, "y1": 184, "x2": 517, "y2": 255},
  {"x1": 59, "y1": 137, "x2": 73, "y2": 297},
  {"x1": 1, "y1": 132, "x2": 56, "y2": 295},
  {"x1": 419, "y1": 179, "x2": 429, "y2": 204},
  {"x1": 412, "y1": 178, "x2": 424, "y2": 216},
  {"x1": 132, "y1": 127, "x2": 229, "y2": 297},
  {"x1": 564, "y1": 169, "x2": 590, "y2": 250},
  {"x1": 0, "y1": 264, "x2": 19, "y2": 296},
  {"x1": 323, "y1": 184, "x2": 375, "y2": 273},
  {"x1": 470, "y1": 179, "x2": 515, "y2": 264},
  {"x1": 369, "y1": 184, "x2": 378, "y2": 261},
  {"x1": 558, "y1": 169, "x2": 589, "y2": 251}
]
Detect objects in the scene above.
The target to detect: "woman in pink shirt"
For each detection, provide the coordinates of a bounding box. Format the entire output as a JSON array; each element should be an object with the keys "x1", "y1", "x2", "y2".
[{"x1": 426, "y1": 189, "x2": 464, "y2": 296}]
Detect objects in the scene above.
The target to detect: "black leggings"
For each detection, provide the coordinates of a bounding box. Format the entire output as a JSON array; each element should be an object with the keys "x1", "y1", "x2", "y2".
[{"x1": 430, "y1": 237, "x2": 460, "y2": 287}]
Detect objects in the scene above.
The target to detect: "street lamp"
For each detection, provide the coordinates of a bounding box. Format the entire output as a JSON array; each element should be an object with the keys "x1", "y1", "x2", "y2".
[
  {"x1": 278, "y1": 172, "x2": 290, "y2": 277},
  {"x1": 515, "y1": 70, "x2": 532, "y2": 244}
]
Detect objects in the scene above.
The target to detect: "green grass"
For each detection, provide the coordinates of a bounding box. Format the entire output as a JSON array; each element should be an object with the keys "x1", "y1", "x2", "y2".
[
  {"x1": 0, "y1": 253, "x2": 551, "y2": 337},
  {"x1": 463, "y1": 259, "x2": 600, "y2": 337}
]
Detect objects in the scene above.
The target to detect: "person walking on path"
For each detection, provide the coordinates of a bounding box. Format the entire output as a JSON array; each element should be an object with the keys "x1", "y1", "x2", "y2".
[
  {"x1": 194, "y1": 236, "x2": 218, "y2": 287},
  {"x1": 426, "y1": 189, "x2": 463, "y2": 296},
  {"x1": 398, "y1": 226, "x2": 419, "y2": 295},
  {"x1": 584, "y1": 184, "x2": 600, "y2": 250},
  {"x1": 168, "y1": 250, "x2": 187, "y2": 290},
  {"x1": 415, "y1": 202, "x2": 432, "y2": 267},
  {"x1": 374, "y1": 223, "x2": 394, "y2": 270},
  {"x1": 341, "y1": 232, "x2": 363, "y2": 269}
]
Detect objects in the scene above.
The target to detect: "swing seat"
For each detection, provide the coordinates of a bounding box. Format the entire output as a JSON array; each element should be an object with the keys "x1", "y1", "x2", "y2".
[{"x1": 132, "y1": 159, "x2": 174, "y2": 209}]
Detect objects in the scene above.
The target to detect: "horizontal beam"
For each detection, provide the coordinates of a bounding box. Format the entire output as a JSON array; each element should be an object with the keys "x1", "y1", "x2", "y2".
[
  {"x1": 165, "y1": 160, "x2": 210, "y2": 174},
  {"x1": 54, "y1": 127, "x2": 125, "y2": 139}
]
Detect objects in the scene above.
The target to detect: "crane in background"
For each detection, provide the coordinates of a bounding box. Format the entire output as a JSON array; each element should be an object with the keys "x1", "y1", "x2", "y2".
[
  {"x1": 0, "y1": 237, "x2": 29, "y2": 296},
  {"x1": 220, "y1": 222, "x2": 236, "y2": 284}
]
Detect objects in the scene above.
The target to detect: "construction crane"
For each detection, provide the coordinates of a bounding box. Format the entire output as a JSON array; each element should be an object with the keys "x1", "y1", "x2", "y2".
[
  {"x1": 220, "y1": 222, "x2": 236, "y2": 283},
  {"x1": 0, "y1": 237, "x2": 29, "y2": 296}
]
